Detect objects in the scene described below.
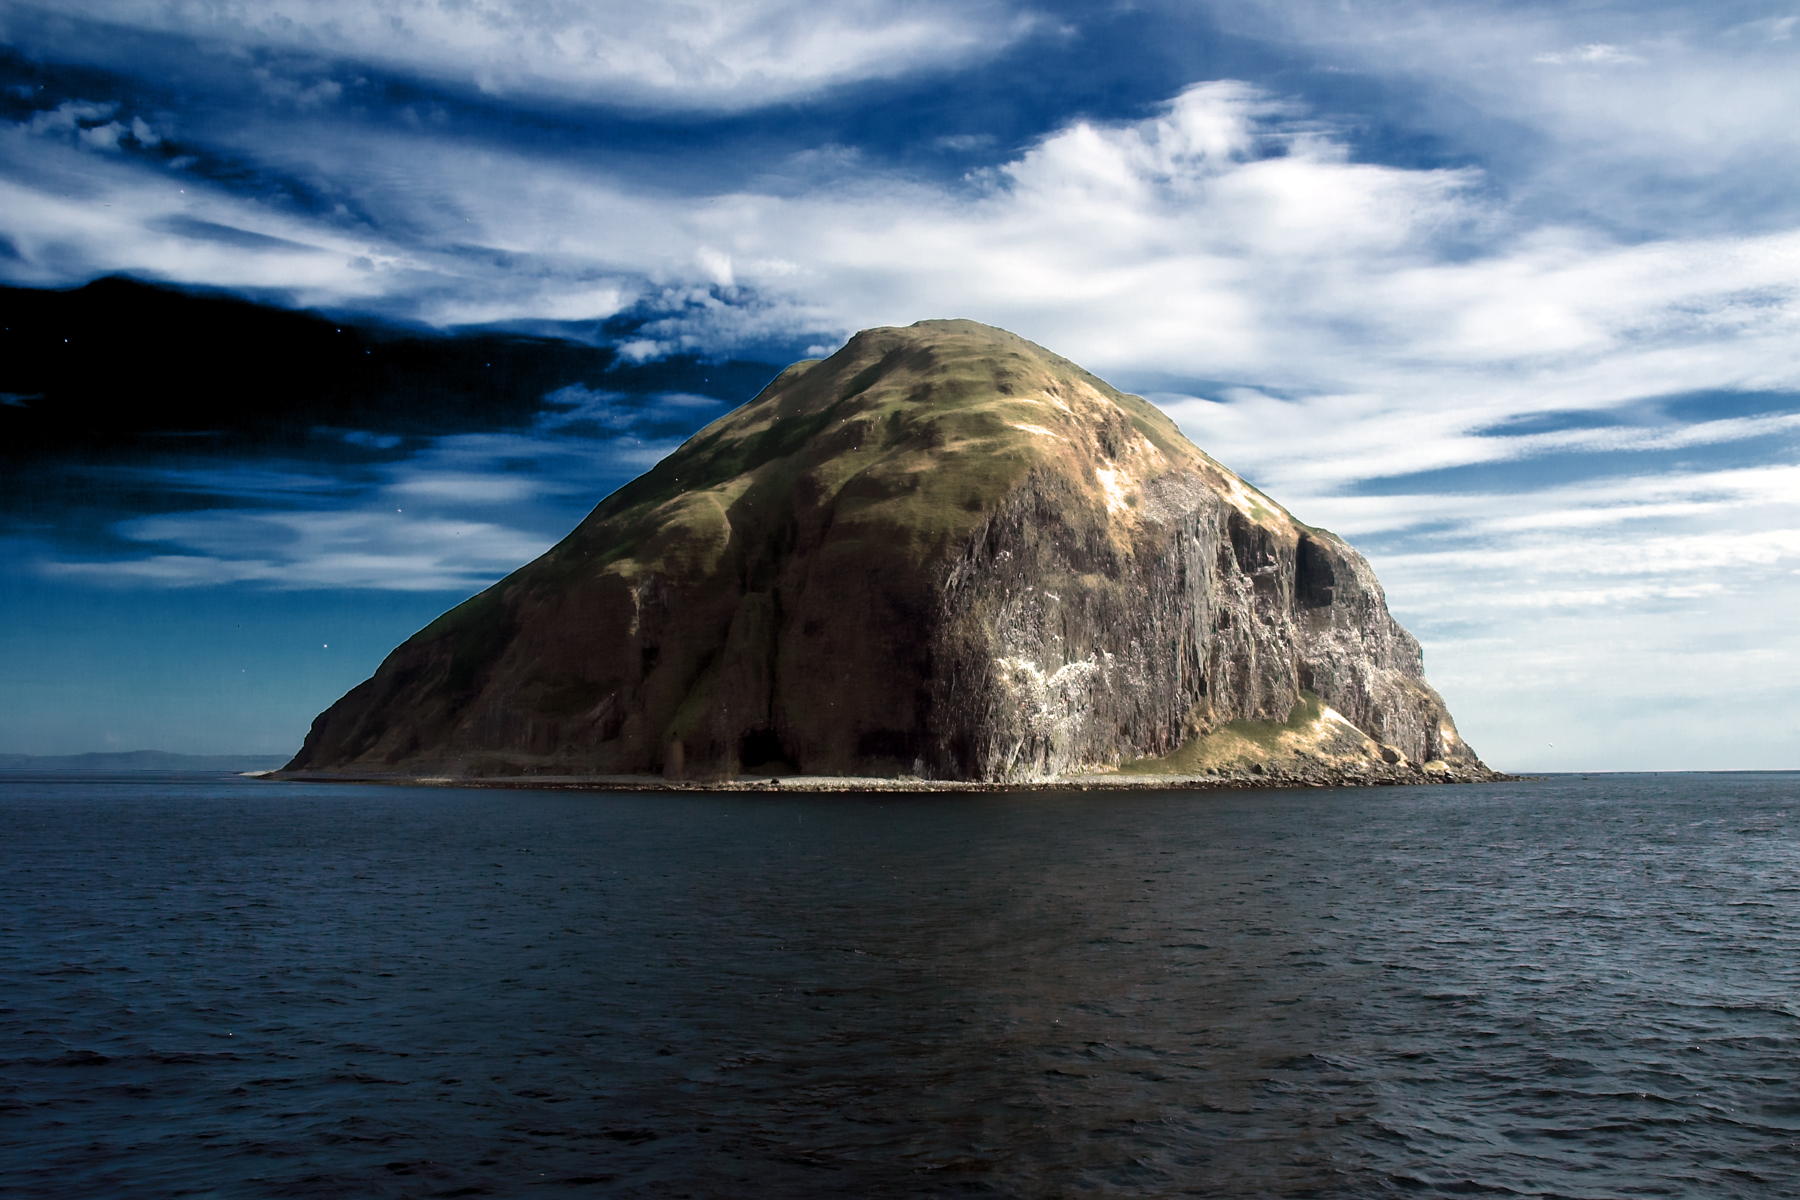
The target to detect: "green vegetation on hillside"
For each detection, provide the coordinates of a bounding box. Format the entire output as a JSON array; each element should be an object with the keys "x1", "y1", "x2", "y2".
[
  {"x1": 1118, "y1": 691, "x2": 1326, "y2": 774},
  {"x1": 496, "y1": 319, "x2": 1312, "y2": 600}
]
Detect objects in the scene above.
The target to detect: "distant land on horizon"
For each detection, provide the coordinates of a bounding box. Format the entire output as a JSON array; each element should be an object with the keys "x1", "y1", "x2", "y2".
[{"x1": 0, "y1": 751, "x2": 292, "y2": 773}]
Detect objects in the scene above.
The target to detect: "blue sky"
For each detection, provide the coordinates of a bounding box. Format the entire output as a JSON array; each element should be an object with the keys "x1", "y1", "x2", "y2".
[{"x1": 3, "y1": 0, "x2": 1799, "y2": 769}]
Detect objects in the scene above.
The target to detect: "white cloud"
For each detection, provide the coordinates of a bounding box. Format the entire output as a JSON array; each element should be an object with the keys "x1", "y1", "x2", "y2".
[
  {"x1": 1204, "y1": 0, "x2": 1800, "y2": 230},
  {"x1": 422, "y1": 282, "x2": 632, "y2": 327},
  {"x1": 541, "y1": 384, "x2": 632, "y2": 428},
  {"x1": 1534, "y1": 42, "x2": 1644, "y2": 66},
  {"x1": 26, "y1": 99, "x2": 117, "y2": 136},
  {"x1": 0, "y1": 128, "x2": 407, "y2": 300},
  {"x1": 25, "y1": 0, "x2": 1038, "y2": 111},
  {"x1": 0, "y1": 80, "x2": 1509, "y2": 368},
  {"x1": 46, "y1": 509, "x2": 552, "y2": 592},
  {"x1": 196, "y1": 74, "x2": 1796, "y2": 414},
  {"x1": 656, "y1": 392, "x2": 726, "y2": 410},
  {"x1": 935, "y1": 132, "x2": 997, "y2": 153},
  {"x1": 1154, "y1": 389, "x2": 1800, "y2": 502},
  {"x1": 250, "y1": 67, "x2": 344, "y2": 111},
  {"x1": 384, "y1": 472, "x2": 542, "y2": 503},
  {"x1": 18, "y1": 99, "x2": 161, "y2": 153},
  {"x1": 1732, "y1": 14, "x2": 1800, "y2": 43},
  {"x1": 615, "y1": 339, "x2": 667, "y2": 363},
  {"x1": 76, "y1": 121, "x2": 126, "y2": 151}
]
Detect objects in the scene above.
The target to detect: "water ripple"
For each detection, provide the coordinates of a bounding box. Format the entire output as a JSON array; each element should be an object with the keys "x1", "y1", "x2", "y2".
[{"x1": 2, "y1": 770, "x2": 1798, "y2": 1197}]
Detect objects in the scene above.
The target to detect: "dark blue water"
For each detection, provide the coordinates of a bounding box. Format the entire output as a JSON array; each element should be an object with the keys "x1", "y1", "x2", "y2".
[{"x1": 3, "y1": 773, "x2": 1799, "y2": 1198}]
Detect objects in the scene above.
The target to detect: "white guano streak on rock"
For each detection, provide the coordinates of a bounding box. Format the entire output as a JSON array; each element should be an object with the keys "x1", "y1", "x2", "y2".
[
  {"x1": 996, "y1": 654, "x2": 1104, "y2": 735},
  {"x1": 1094, "y1": 467, "x2": 1130, "y2": 514},
  {"x1": 1313, "y1": 704, "x2": 1410, "y2": 766}
]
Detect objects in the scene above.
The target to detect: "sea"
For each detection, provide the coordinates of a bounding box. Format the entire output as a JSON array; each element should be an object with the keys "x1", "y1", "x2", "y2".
[{"x1": 3, "y1": 771, "x2": 1798, "y2": 1199}]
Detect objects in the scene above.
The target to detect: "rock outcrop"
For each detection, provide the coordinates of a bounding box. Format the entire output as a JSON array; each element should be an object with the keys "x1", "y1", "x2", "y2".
[{"x1": 282, "y1": 320, "x2": 1496, "y2": 785}]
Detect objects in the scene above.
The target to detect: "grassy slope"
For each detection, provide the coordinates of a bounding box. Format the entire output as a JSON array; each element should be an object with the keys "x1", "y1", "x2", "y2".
[
  {"x1": 1115, "y1": 692, "x2": 1331, "y2": 774},
  {"x1": 543, "y1": 320, "x2": 1256, "y2": 583}
]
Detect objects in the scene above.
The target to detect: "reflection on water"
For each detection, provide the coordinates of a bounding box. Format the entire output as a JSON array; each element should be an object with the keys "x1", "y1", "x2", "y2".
[{"x1": 3, "y1": 772, "x2": 1798, "y2": 1197}]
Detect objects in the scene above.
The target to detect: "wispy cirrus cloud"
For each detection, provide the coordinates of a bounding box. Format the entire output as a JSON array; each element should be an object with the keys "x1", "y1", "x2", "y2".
[
  {"x1": 0, "y1": 126, "x2": 406, "y2": 299},
  {"x1": 12, "y1": 0, "x2": 1043, "y2": 112},
  {"x1": 1533, "y1": 43, "x2": 1645, "y2": 66},
  {"x1": 10, "y1": 62, "x2": 1800, "y2": 406},
  {"x1": 21, "y1": 99, "x2": 163, "y2": 152},
  {"x1": 1154, "y1": 388, "x2": 1800, "y2": 501},
  {"x1": 1202, "y1": 0, "x2": 1800, "y2": 234},
  {"x1": 80, "y1": 465, "x2": 350, "y2": 500},
  {"x1": 36, "y1": 383, "x2": 717, "y2": 592},
  {"x1": 44, "y1": 509, "x2": 549, "y2": 592}
]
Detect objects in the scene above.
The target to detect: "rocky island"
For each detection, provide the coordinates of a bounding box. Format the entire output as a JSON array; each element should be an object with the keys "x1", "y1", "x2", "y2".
[{"x1": 278, "y1": 320, "x2": 1499, "y2": 790}]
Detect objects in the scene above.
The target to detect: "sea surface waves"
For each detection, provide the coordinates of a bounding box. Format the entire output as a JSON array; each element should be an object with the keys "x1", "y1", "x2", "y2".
[{"x1": 3, "y1": 772, "x2": 1799, "y2": 1198}]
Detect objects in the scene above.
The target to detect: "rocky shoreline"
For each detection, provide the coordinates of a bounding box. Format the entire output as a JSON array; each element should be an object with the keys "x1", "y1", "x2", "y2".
[{"x1": 268, "y1": 761, "x2": 1513, "y2": 793}]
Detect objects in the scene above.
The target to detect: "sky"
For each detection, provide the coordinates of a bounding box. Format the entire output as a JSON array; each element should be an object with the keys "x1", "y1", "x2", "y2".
[{"x1": 3, "y1": 0, "x2": 1799, "y2": 770}]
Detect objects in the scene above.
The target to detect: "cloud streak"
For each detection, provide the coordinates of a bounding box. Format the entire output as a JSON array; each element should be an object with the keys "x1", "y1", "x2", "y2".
[
  {"x1": 19, "y1": 0, "x2": 1040, "y2": 111},
  {"x1": 1205, "y1": 0, "x2": 1800, "y2": 235},
  {"x1": 45, "y1": 510, "x2": 550, "y2": 592},
  {"x1": 34, "y1": 381, "x2": 714, "y2": 592}
]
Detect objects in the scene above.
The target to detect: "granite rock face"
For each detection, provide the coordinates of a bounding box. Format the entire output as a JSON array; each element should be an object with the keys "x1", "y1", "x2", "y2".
[{"x1": 285, "y1": 320, "x2": 1494, "y2": 784}]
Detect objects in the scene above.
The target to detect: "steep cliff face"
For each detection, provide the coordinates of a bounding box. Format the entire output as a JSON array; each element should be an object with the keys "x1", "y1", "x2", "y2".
[{"x1": 284, "y1": 319, "x2": 1492, "y2": 784}]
